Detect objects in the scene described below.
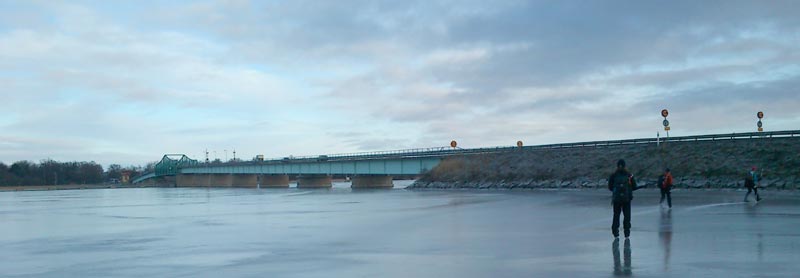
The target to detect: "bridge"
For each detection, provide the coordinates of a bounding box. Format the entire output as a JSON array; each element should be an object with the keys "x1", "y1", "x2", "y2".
[
  {"x1": 133, "y1": 148, "x2": 448, "y2": 188},
  {"x1": 132, "y1": 130, "x2": 799, "y2": 188}
]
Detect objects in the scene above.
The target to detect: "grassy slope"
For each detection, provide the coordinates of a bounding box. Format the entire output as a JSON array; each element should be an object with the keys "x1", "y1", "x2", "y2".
[{"x1": 414, "y1": 137, "x2": 800, "y2": 189}]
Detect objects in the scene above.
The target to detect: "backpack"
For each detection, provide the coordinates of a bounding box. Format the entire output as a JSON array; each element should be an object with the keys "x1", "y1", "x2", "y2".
[
  {"x1": 657, "y1": 175, "x2": 666, "y2": 189},
  {"x1": 612, "y1": 173, "x2": 632, "y2": 203}
]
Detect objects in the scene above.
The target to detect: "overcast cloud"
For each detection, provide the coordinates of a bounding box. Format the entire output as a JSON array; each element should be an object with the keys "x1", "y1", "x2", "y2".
[{"x1": 1, "y1": 0, "x2": 798, "y2": 167}]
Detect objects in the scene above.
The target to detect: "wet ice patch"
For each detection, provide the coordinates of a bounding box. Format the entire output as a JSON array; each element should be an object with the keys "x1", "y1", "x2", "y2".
[{"x1": 153, "y1": 251, "x2": 268, "y2": 267}]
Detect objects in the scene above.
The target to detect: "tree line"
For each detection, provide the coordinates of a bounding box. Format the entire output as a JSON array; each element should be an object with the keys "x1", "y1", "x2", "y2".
[{"x1": 0, "y1": 160, "x2": 152, "y2": 186}]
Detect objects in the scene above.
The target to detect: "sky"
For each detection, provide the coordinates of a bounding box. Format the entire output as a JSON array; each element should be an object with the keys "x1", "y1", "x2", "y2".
[{"x1": 1, "y1": 0, "x2": 799, "y2": 167}]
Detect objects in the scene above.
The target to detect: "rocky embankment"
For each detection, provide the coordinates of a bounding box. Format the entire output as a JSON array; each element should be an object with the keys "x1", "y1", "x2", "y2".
[{"x1": 407, "y1": 137, "x2": 800, "y2": 190}]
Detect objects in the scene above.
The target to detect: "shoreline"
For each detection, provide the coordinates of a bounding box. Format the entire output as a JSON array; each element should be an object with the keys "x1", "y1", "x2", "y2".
[
  {"x1": 0, "y1": 184, "x2": 163, "y2": 192},
  {"x1": 406, "y1": 177, "x2": 799, "y2": 191},
  {"x1": 411, "y1": 137, "x2": 800, "y2": 192},
  {"x1": 403, "y1": 186, "x2": 800, "y2": 193},
  {"x1": 2, "y1": 183, "x2": 797, "y2": 195}
]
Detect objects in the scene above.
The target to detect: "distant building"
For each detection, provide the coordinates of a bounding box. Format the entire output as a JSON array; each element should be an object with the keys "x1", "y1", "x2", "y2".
[{"x1": 121, "y1": 171, "x2": 132, "y2": 184}]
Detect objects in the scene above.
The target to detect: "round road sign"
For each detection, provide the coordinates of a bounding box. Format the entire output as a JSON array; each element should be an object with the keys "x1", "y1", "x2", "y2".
[
  {"x1": 757, "y1": 111, "x2": 764, "y2": 119},
  {"x1": 517, "y1": 141, "x2": 523, "y2": 148},
  {"x1": 757, "y1": 120, "x2": 763, "y2": 128},
  {"x1": 450, "y1": 140, "x2": 457, "y2": 148},
  {"x1": 661, "y1": 109, "x2": 669, "y2": 118},
  {"x1": 663, "y1": 119, "x2": 670, "y2": 127}
]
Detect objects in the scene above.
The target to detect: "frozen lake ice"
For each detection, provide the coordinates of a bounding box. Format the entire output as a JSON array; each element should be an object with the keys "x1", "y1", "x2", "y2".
[{"x1": 1, "y1": 183, "x2": 798, "y2": 277}]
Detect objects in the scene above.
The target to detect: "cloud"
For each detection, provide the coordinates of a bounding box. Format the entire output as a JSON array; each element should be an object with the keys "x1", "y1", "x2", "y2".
[
  {"x1": 1, "y1": 0, "x2": 799, "y2": 166},
  {"x1": 304, "y1": 1, "x2": 800, "y2": 146}
]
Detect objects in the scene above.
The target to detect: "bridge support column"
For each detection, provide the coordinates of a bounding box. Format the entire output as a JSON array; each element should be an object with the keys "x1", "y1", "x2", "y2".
[
  {"x1": 297, "y1": 175, "x2": 332, "y2": 189},
  {"x1": 155, "y1": 176, "x2": 177, "y2": 187},
  {"x1": 189, "y1": 174, "x2": 200, "y2": 186},
  {"x1": 189, "y1": 174, "x2": 212, "y2": 187},
  {"x1": 210, "y1": 174, "x2": 233, "y2": 187},
  {"x1": 232, "y1": 174, "x2": 258, "y2": 188},
  {"x1": 259, "y1": 174, "x2": 290, "y2": 188},
  {"x1": 176, "y1": 174, "x2": 197, "y2": 187},
  {"x1": 351, "y1": 175, "x2": 394, "y2": 189},
  {"x1": 141, "y1": 178, "x2": 156, "y2": 186}
]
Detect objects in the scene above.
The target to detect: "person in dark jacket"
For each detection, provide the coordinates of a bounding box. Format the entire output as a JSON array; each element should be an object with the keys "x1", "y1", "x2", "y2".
[
  {"x1": 659, "y1": 168, "x2": 673, "y2": 208},
  {"x1": 608, "y1": 159, "x2": 645, "y2": 238}
]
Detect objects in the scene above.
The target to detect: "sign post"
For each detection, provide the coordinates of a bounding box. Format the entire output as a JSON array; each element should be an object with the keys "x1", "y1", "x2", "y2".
[
  {"x1": 757, "y1": 111, "x2": 764, "y2": 132},
  {"x1": 659, "y1": 109, "x2": 671, "y2": 170},
  {"x1": 661, "y1": 109, "x2": 670, "y2": 139}
]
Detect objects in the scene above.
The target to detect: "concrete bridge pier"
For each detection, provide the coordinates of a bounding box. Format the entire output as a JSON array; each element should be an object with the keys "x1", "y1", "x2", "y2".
[
  {"x1": 232, "y1": 174, "x2": 258, "y2": 188},
  {"x1": 297, "y1": 175, "x2": 332, "y2": 188},
  {"x1": 210, "y1": 174, "x2": 233, "y2": 187},
  {"x1": 192, "y1": 174, "x2": 212, "y2": 187},
  {"x1": 176, "y1": 174, "x2": 196, "y2": 187},
  {"x1": 351, "y1": 175, "x2": 394, "y2": 189},
  {"x1": 178, "y1": 174, "x2": 215, "y2": 187},
  {"x1": 140, "y1": 178, "x2": 156, "y2": 186},
  {"x1": 154, "y1": 176, "x2": 177, "y2": 187},
  {"x1": 259, "y1": 174, "x2": 290, "y2": 188},
  {"x1": 189, "y1": 174, "x2": 200, "y2": 186}
]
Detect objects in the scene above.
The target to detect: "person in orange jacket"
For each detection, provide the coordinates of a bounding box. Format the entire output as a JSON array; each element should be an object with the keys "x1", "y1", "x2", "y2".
[
  {"x1": 744, "y1": 166, "x2": 762, "y2": 202},
  {"x1": 658, "y1": 168, "x2": 673, "y2": 208}
]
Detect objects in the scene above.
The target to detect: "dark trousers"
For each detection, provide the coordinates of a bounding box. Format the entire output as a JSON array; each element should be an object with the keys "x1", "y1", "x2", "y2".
[
  {"x1": 660, "y1": 188, "x2": 672, "y2": 207},
  {"x1": 612, "y1": 201, "x2": 631, "y2": 237},
  {"x1": 745, "y1": 187, "x2": 761, "y2": 201}
]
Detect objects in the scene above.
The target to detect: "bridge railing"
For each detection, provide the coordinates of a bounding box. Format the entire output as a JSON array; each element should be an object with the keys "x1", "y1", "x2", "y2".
[
  {"x1": 264, "y1": 146, "x2": 456, "y2": 161},
  {"x1": 199, "y1": 129, "x2": 800, "y2": 165},
  {"x1": 464, "y1": 130, "x2": 799, "y2": 154},
  {"x1": 131, "y1": 172, "x2": 156, "y2": 184}
]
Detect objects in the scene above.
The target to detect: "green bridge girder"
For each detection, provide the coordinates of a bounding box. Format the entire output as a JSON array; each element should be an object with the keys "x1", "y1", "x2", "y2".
[{"x1": 154, "y1": 154, "x2": 199, "y2": 177}]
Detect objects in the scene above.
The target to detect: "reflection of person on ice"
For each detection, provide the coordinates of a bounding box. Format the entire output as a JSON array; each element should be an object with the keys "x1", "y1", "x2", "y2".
[
  {"x1": 612, "y1": 237, "x2": 632, "y2": 276},
  {"x1": 608, "y1": 159, "x2": 645, "y2": 238},
  {"x1": 744, "y1": 166, "x2": 762, "y2": 202},
  {"x1": 658, "y1": 168, "x2": 673, "y2": 208}
]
